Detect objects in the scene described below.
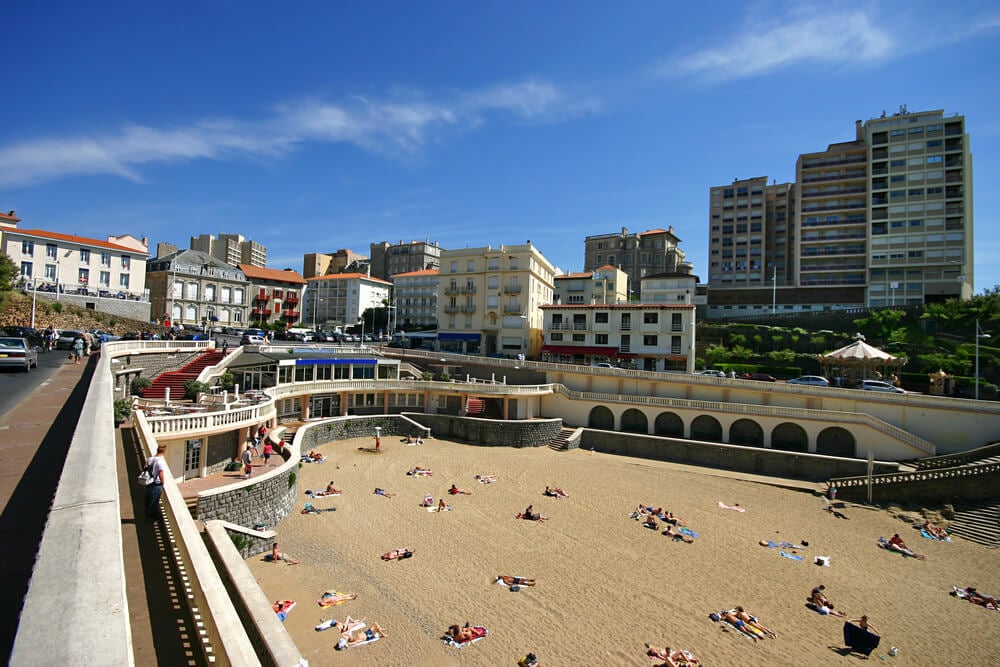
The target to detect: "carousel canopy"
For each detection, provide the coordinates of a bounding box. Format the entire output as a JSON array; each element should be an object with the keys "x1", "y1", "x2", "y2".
[{"x1": 819, "y1": 339, "x2": 901, "y2": 364}]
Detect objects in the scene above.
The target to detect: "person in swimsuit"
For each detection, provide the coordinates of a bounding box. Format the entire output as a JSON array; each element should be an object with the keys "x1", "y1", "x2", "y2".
[
  {"x1": 734, "y1": 607, "x2": 777, "y2": 638},
  {"x1": 373, "y1": 487, "x2": 396, "y2": 498},
  {"x1": 496, "y1": 575, "x2": 536, "y2": 587}
]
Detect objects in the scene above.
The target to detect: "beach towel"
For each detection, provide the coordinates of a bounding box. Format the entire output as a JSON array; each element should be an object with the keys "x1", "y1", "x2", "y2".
[
  {"x1": 679, "y1": 527, "x2": 698, "y2": 538},
  {"x1": 763, "y1": 540, "x2": 804, "y2": 549},
  {"x1": 717, "y1": 501, "x2": 746, "y2": 512},
  {"x1": 444, "y1": 626, "x2": 489, "y2": 648},
  {"x1": 427, "y1": 505, "x2": 452, "y2": 512},
  {"x1": 779, "y1": 550, "x2": 803, "y2": 561},
  {"x1": 495, "y1": 576, "x2": 530, "y2": 589},
  {"x1": 843, "y1": 621, "x2": 880, "y2": 656},
  {"x1": 317, "y1": 591, "x2": 355, "y2": 607},
  {"x1": 306, "y1": 490, "x2": 341, "y2": 498},
  {"x1": 273, "y1": 600, "x2": 295, "y2": 622},
  {"x1": 920, "y1": 529, "x2": 952, "y2": 542}
]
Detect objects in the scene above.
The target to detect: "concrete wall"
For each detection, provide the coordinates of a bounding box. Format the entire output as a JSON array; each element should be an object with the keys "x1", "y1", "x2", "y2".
[
  {"x1": 580, "y1": 429, "x2": 899, "y2": 482},
  {"x1": 196, "y1": 464, "x2": 298, "y2": 531},
  {"x1": 36, "y1": 292, "x2": 151, "y2": 322},
  {"x1": 297, "y1": 414, "x2": 428, "y2": 450},
  {"x1": 410, "y1": 413, "x2": 562, "y2": 448},
  {"x1": 834, "y1": 469, "x2": 1000, "y2": 505}
]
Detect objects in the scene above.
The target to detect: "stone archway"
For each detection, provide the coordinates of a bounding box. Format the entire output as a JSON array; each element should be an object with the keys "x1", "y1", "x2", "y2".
[
  {"x1": 690, "y1": 415, "x2": 723, "y2": 442},
  {"x1": 772, "y1": 422, "x2": 809, "y2": 452},
  {"x1": 730, "y1": 418, "x2": 764, "y2": 447},
  {"x1": 621, "y1": 408, "x2": 648, "y2": 434},
  {"x1": 654, "y1": 412, "x2": 684, "y2": 438},
  {"x1": 816, "y1": 427, "x2": 856, "y2": 458},
  {"x1": 588, "y1": 405, "x2": 615, "y2": 430}
]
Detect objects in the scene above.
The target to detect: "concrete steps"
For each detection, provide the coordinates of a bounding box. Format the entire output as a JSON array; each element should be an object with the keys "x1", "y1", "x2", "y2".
[
  {"x1": 549, "y1": 427, "x2": 576, "y2": 451},
  {"x1": 948, "y1": 501, "x2": 1000, "y2": 547}
]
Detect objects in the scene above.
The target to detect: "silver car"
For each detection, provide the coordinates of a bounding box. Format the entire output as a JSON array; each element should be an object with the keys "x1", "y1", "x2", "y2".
[
  {"x1": 787, "y1": 375, "x2": 831, "y2": 387},
  {"x1": 860, "y1": 380, "x2": 905, "y2": 394},
  {"x1": 0, "y1": 337, "x2": 39, "y2": 371}
]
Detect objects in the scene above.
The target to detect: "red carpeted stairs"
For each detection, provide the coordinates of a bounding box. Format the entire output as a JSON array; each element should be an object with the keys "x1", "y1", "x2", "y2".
[
  {"x1": 466, "y1": 397, "x2": 486, "y2": 416},
  {"x1": 142, "y1": 349, "x2": 227, "y2": 399}
]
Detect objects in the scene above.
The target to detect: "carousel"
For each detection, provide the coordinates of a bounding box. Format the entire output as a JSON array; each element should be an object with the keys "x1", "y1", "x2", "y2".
[{"x1": 818, "y1": 339, "x2": 907, "y2": 388}]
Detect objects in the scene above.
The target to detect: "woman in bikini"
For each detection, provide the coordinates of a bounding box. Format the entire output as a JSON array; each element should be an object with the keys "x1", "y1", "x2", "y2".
[{"x1": 496, "y1": 575, "x2": 536, "y2": 587}]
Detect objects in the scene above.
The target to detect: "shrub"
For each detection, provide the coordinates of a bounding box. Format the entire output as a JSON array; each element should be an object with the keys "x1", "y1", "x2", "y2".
[
  {"x1": 219, "y1": 371, "x2": 235, "y2": 391},
  {"x1": 183, "y1": 379, "x2": 211, "y2": 400},
  {"x1": 51, "y1": 302, "x2": 63, "y2": 313},
  {"x1": 288, "y1": 471, "x2": 297, "y2": 489},
  {"x1": 130, "y1": 376, "x2": 152, "y2": 395},
  {"x1": 113, "y1": 398, "x2": 132, "y2": 424}
]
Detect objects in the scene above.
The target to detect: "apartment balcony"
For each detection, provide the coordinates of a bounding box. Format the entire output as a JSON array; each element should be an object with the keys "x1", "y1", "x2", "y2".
[
  {"x1": 501, "y1": 305, "x2": 520, "y2": 315},
  {"x1": 482, "y1": 322, "x2": 501, "y2": 331},
  {"x1": 461, "y1": 305, "x2": 477, "y2": 313},
  {"x1": 801, "y1": 202, "x2": 867, "y2": 213},
  {"x1": 945, "y1": 157, "x2": 963, "y2": 168},
  {"x1": 281, "y1": 309, "x2": 300, "y2": 318},
  {"x1": 503, "y1": 284, "x2": 522, "y2": 294},
  {"x1": 800, "y1": 247, "x2": 865, "y2": 257},
  {"x1": 443, "y1": 305, "x2": 460, "y2": 313},
  {"x1": 618, "y1": 343, "x2": 631, "y2": 354},
  {"x1": 443, "y1": 287, "x2": 460, "y2": 296},
  {"x1": 460, "y1": 286, "x2": 477, "y2": 294},
  {"x1": 801, "y1": 186, "x2": 867, "y2": 199},
  {"x1": 800, "y1": 263, "x2": 867, "y2": 272},
  {"x1": 620, "y1": 323, "x2": 633, "y2": 331},
  {"x1": 801, "y1": 217, "x2": 866, "y2": 228},
  {"x1": 945, "y1": 187, "x2": 964, "y2": 199},
  {"x1": 801, "y1": 171, "x2": 868, "y2": 183},
  {"x1": 284, "y1": 294, "x2": 299, "y2": 304},
  {"x1": 801, "y1": 233, "x2": 867, "y2": 243},
  {"x1": 251, "y1": 307, "x2": 268, "y2": 315},
  {"x1": 550, "y1": 322, "x2": 588, "y2": 331},
  {"x1": 256, "y1": 291, "x2": 269, "y2": 301},
  {"x1": 800, "y1": 156, "x2": 866, "y2": 169}
]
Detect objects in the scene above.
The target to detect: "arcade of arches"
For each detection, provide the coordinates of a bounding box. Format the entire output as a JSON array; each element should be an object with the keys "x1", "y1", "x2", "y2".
[{"x1": 587, "y1": 406, "x2": 857, "y2": 457}]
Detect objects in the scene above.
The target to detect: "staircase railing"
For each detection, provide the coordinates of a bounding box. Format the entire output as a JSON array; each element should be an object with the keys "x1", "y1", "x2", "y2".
[{"x1": 910, "y1": 442, "x2": 1000, "y2": 470}]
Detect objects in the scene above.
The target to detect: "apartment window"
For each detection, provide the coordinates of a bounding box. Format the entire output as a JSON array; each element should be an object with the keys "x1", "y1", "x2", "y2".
[
  {"x1": 890, "y1": 129, "x2": 905, "y2": 137},
  {"x1": 671, "y1": 313, "x2": 683, "y2": 331},
  {"x1": 450, "y1": 261, "x2": 457, "y2": 273},
  {"x1": 595, "y1": 334, "x2": 608, "y2": 344},
  {"x1": 908, "y1": 189, "x2": 924, "y2": 196},
  {"x1": 908, "y1": 127, "x2": 924, "y2": 135},
  {"x1": 20, "y1": 261, "x2": 32, "y2": 278},
  {"x1": 46, "y1": 243, "x2": 57, "y2": 259},
  {"x1": 607, "y1": 255, "x2": 615, "y2": 265},
  {"x1": 44, "y1": 264, "x2": 56, "y2": 280},
  {"x1": 121, "y1": 256, "x2": 130, "y2": 270},
  {"x1": 99, "y1": 271, "x2": 110, "y2": 287},
  {"x1": 487, "y1": 258, "x2": 499, "y2": 270},
  {"x1": 509, "y1": 257, "x2": 518, "y2": 270},
  {"x1": 186, "y1": 282, "x2": 199, "y2": 299},
  {"x1": 596, "y1": 255, "x2": 603, "y2": 264},
  {"x1": 926, "y1": 155, "x2": 943, "y2": 164},
  {"x1": 550, "y1": 333, "x2": 563, "y2": 341},
  {"x1": 643, "y1": 312, "x2": 658, "y2": 324},
  {"x1": 80, "y1": 249, "x2": 90, "y2": 264},
  {"x1": 21, "y1": 240, "x2": 34, "y2": 255},
  {"x1": 100, "y1": 252, "x2": 111, "y2": 267},
  {"x1": 595, "y1": 312, "x2": 609, "y2": 323},
  {"x1": 78, "y1": 268, "x2": 89, "y2": 284},
  {"x1": 643, "y1": 335, "x2": 658, "y2": 346},
  {"x1": 466, "y1": 260, "x2": 474, "y2": 272}
]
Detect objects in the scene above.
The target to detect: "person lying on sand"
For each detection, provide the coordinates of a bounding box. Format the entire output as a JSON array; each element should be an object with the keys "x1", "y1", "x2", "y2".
[
  {"x1": 519, "y1": 505, "x2": 548, "y2": 521},
  {"x1": 496, "y1": 575, "x2": 536, "y2": 587},
  {"x1": 645, "y1": 643, "x2": 700, "y2": 665},
  {"x1": 446, "y1": 623, "x2": 485, "y2": 643},
  {"x1": 660, "y1": 511, "x2": 687, "y2": 526},
  {"x1": 475, "y1": 474, "x2": 497, "y2": 484},
  {"x1": 307, "y1": 450, "x2": 326, "y2": 461},
  {"x1": 448, "y1": 484, "x2": 472, "y2": 495},
  {"x1": 923, "y1": 521, "x2": 949, "y2": 540},
  {"x1": 662, "y1": 524, "x2": 694, "y2": 543},
  {"x1": 336, "y1": 622, "x2": 386, "y2": 649},
  {"x1": 382, "y1": 548, "x2": 414, "y2": 560},
  {"x1": 963, "y1": 587, "x2": 1000, "y2": 608},
  {"x1": 808, "y1": 601, "x2": 846, "y2": 617},
  {"x1": 317, "y1": 591, "x2": 357, "y2": 606},
  {"x1": 734, "y1": 607, "x2": 777, "y2": 638},
  {"x1": 543, "y1": 486, "x2": 569, "y2": 498},
  {"x1": 407, "y1": 466, "x2": 432, "y2": 476},
  {"x1": 887, "y1": 533, "x2": 926, "y2": 559},
  {"x1": 643, "y1": 514, "x2": 659, "y2": 530},
  {"x1": 373, "y1": 487, "x2": 396, "y2": 498}
]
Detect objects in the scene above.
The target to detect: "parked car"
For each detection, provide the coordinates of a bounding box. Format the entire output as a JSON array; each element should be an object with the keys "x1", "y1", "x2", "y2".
[
  {"x1": 694, "y1": 369, "x2": 726, "y2": 377},
  {"x1": 786, "y1": 375, "x2": 830, "y2": 387},
  {"x1": 312, "y1": 331, "x2": 334, "y2": 342},
  {"x1": 241, "y1": 334, "x2": 266, "y2": 346},
  {"x1": 2, "y1": 326, "x2": 45, "y2": 349},
  {"x1": 177, "y1": 333, "x2": 208, "y2": 341},
  {"x1": 592, "y1": 362, "x2": 614, "y2": 368},
  {"x1": 0, "y1": 337, "x2": 38, "y2": 371},
  {"x1": 244, "y1": 328, "x2": 266, "y2": 339},
  {"x1": 748, "y1": 372, "x2": 777, "y2": 382},
  {"x1": 860, "y1": 379, "x2": 905, "y2": 394},
  {"x1": 56, "y1": 330, "x2": 85, "y2": 350}
]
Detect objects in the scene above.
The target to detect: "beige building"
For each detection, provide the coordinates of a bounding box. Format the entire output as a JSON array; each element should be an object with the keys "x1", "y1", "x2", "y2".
[
  {"x1": 146, "y1": 249, "x2": 248, "y2": 328},
  {"x1": 707, "y1": 107, "x2": 973, "y2": 318},
  {"x1": 369, "y1": 240, "x2": 442, "y2": 281},
  {"x1": 553, "y1": 265, "x2": 629, "y2": 305},
  {"x1": 437, "y1": 243, "x2": 555, "y2": 357},
  {"x1": 239, "y1": 264, "x2": 307, "y2": 329},
  {"x1": 302, "y1": 249, "x2": 369, "y2": 279},
  {"x1": 305, "y1": 272, "x2": 391, "y2": 331},
  {"x1": 583, "y1": 227, "x2": 689, "y2": 299},
  {"x1": 0, "y1": 211, "x2": 149, "y2": 298},
  {"x1": 391, "y1": 268, "x2": 439, "y2": 331},
  {"x1": 190, "y1": 233, "x2": 267, "y2": 268}
]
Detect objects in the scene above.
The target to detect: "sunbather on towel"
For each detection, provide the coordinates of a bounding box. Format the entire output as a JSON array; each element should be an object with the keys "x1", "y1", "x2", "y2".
[
  {"x1": 718, "y1": 610, "x2": 763, "y2": 641},
  {"x1": 273, "y1": 600, "x2": 295, "y2": 614},
  {"x1": 922, "y1": 521, "x2": 949, "y2": 540},
  {"x1": 337, "y1": 622, "x2": 386, "y2": 648},
  {"x1": 317, "y1": 591, "x2": 357, "y2": 606},
  {"x1": 662, "y1": 524, "x2": 694, "y2": 543},
  {"x1": 734, "y1": 607, "x2": 777, "y2": 638},
  {"x1": 646, "y1": 643, "x2": 701, "y2": 665},
  {"x1": 373, "y1": 487, "x2": 396, "y2": 498},
  {"x1": 446, "y1": 623, "x2": 486, "y2": 643},
  {"x1": 660, "y1": 511, "x2": 688, "y2": 526},
  {"x1": 963, "y1": 587, "x2": 1000, "y2": 608},
  {"x1": 543, "y1": 486, "x2": 569, "y2": 498},
  {"x1": 887, "y1": 533, "x2": 926, "y2": 559},
  {"x1": 496, "y1": 575, "x2": 536, "y2": 587},
  {"x1": 382, "y1": 548, "x2": 414, "y2": 560},
  {"x1": 474, "y1": 474, "x2": 497, "y2": 484},
  {"x1": 407, "y1": 466, "x2": 432, "y2": 476}
]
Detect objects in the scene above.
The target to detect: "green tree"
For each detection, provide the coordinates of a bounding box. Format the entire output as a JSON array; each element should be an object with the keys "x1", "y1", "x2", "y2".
[{"x1": 0, "y1": 252, "x2": 17, "y2": 290}]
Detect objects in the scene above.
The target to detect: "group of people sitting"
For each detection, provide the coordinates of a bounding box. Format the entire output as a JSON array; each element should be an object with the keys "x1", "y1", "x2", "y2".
[
  {"x1": 807, "y1": 584, "x2": 846, "y2": 617},
  {"x1": 301, "y1": 450, "x2": 326, "y2": 463},
  {"x1": 518, "y1": 504, "x2": 548, "y2": 521},
  {"x1": 633, "y1": 504, "x2": 694, "y2": 542},
  {"x1": 405, "y1": 434, "x2": 424, "y2": 444},
  {"x1": 542, "y1": 485, "x2": 569, "y2": 498},
  {"x1": 645, "y1": 643, "x2": 700, "y2": 666}
]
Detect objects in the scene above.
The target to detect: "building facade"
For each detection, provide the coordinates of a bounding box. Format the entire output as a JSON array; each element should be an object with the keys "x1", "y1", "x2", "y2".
[
  {"x1": 239, "y1": 265, "x2": 307, "y2": 328},
  {"x1": 190, "y1": 233, "x2": 267, "y2": 268},
  {"x1": 583, "y1": 227, "x2": 689, "y2": 299},
  {"x1": 391, "y1": 268, "x2": 439, "y2": 331},
  {"x1": 0, "y1": 214, "x2": 149, "y2": 299},
  {"x1": 707, "y1": 107, "x2": 973, "y2": 318},
  {"x1": 304, "y1": 272, "x2": 391, "y2": 332},
  {"x1": 369, "y1": 240, "x2": 443, "y2": 282},
  {"x1": 302, "y1": 249, "x2": 369, "y2": 279},
  {"x1": 146, "y1": 250, "x2": 248, "y2": 328},
  {"x1": 437, "y1": 243, "x2": 556, "y2": 357},
  {"x1": 553, "y1": 265, "x2": 629, "y2": 306}
]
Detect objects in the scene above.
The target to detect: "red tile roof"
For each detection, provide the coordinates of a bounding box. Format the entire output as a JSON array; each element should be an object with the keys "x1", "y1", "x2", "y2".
[
  {"x1": 9, "y1": 228, "x2": 147, "y2": 254},
  {"x1": 0, "y1": 211, "x2": 21, "y2": 222},
  {"x1": 238, "y1": 264, "x2": 307, "y2": 284},
  {"x1": 638, "y1": 228, "x2": 669, "y2": 236}
]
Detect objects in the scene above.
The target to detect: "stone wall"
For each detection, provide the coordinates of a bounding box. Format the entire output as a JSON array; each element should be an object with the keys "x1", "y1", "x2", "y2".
[
  {"x1": 581, "y1": 429, "x2": 899, "y2": 482},
  {"x1": 205, "y1": 431, "x2": 240, "y2": 476},
  {"x1": 215, "y1": 522, "x2": 277, "y2": 559},
  {"x1": 406, "y1": 413, "x2": 562, "y2": 448},
  {"x1": 834, "y1": 469, "x2": 1000, "y2": 504},
  {"x1": 298, "y1": 414, "x2": 427, "y2": 449},
  {"x1": 196, "y1": 464, "x2": 298, "y2": 531},
  {"x1": 36, "y1": 292, "x2": 151, "y2": 322}
]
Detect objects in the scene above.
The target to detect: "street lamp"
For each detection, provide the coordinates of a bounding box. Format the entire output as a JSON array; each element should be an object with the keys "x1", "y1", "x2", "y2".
[{"x1": 975, "y1": 319, "x2": 991, "y2": 400}]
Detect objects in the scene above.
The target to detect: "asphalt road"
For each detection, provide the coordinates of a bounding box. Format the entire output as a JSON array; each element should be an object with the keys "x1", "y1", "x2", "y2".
[{"x1": 0, "y1": 346, "x2": 67, "y2": 416}]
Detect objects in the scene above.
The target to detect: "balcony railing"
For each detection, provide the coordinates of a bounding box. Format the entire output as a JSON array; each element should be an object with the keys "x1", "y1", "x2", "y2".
[
  {"x1": 443, "y1": 305, "x2": 460, "y2": 313},
  {"x1": 256, "y1": 291, "x2": 269, "y2": 301},
  {"x1": 550, "y1": 322, "x2": 588, "y2": 331},
  {"x1": 801, "y1": 187, "x2": 867, "y2": 198},
  {"x1": 443, "y1": 287, "x2": 460, "y2": 296},
  {"x1": 503, "y1": 284, "x2": 522, "y2": 294},
  {"x1": 501, "y1": 305, "x2": 520, "y2": 314},
  {"x1": 461, "y1": 286, "x2": 477, "y2": 294},
  {"x1": 461, "y1": 305, "x2": 477, "y2": 313}
]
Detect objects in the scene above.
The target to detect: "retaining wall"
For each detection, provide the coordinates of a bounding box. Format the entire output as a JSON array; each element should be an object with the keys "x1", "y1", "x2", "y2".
[
  {"x1": 408, "y1": 413, "x2": 563, "y2": 448},
  {"x1": 833, "y1": 467, "x2": 1000, "y2": 504},
  {"x1": 36, "y1": 291, "x2": 151, "y2": 321},
  {"x1": 196, "y1": 463, "x2": 298, "y2": 534},
  {"x1": 297, "y1": 414, "x2": 429, "y2": 450},
  {"x1": 581, "y1": 429, "x2": 899, "y2": 482}
]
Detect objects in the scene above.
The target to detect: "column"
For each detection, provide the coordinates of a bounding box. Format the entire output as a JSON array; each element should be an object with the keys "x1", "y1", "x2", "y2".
[
  {"x1": 502, "y1": 397, "x2": 509, "y2": 420},
  {"x1": 300, "y1": 394, "x2": 311, "y2": 420},
  {"x1": 382, "y1": 390, "x2": 390, "y2": 414}
]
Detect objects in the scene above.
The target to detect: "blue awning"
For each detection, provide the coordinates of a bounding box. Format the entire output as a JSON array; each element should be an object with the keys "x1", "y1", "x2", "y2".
[
  {"x1": 438, "y1": 332, "x2": 480, "y2": 341},
  {"x1": 295, "y1": 358, "x2": 377, "y2": 365}
]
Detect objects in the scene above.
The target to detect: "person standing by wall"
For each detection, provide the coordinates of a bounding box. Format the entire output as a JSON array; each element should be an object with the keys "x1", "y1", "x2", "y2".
[{"x1": 145, "y1": 445, "x2": 168, "y2": 521}]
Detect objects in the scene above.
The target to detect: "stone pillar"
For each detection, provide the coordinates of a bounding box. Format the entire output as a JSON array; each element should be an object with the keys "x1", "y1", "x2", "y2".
[
  {"x1": 300, "y1": 394, "x2": 311, "y2": 420},
  {"x1": 382, "y1": 390, "x2": 390, "y2": 413},
  {"x1": 503, "y1": 397, "x2": 509, "y2": 420},
  {"x1": 341, "y1": 395, "x2": 349, "y2": 416}
]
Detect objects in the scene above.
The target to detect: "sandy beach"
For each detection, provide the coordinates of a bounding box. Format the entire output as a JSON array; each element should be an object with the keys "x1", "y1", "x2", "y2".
[{"x1": 247, "y1": 436, "x2": 1000, "y2": 666}]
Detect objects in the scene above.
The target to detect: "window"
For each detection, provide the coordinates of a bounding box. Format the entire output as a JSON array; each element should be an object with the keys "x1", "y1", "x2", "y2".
[
  {"x1": 450, "y1": 261, "x2": 457, "y2": 273},
  {"x1": 44, "y1": 264, "x2": 56, "y2": 280},
  {"x1": 550, "y1": 332, "x2": 563, "y2": 341},
  {"x1": 99, "y1": 271, "x2": 110, "y2": 287},
  {"x1": 46, "y1": 243, "x2": 57, "y2": 259},
  {"x1": 78, "y1": 268, "x2": 89, "y2": 284},
  {"x1": 509, "y1": 257, "x2": 518, "y2": 270},
  {"x1": 121, "y1": 256, "x2": 130, "y2": 270},
  {"x1": 100, "y1": 252, "x2": 111, "y2": 267},
  {"x1": 643, "y1": 335, "x2": 658, "y2": 346},
  {"x1": 20, "y1": 261, "x2": 32, "y2": 278},
  {"x1": 79, "y1": 249, "x2": 90, "y2": 264},
  {"x1": 595, "y1": 312, "x2": 609, "y2": 323},
  {"x1": 643, "y1": 312, "x2": 658, "y2": 324},
  {"x1": 119, "y1": 274, "x2": 130, "y2": 288},
  {"x1": 671, "y1": 313, "x2": 683, "y2": 331},
  {"x1": 595, "y1": 334, "x2": 608, "y2": 344},
  {"x1": 466, "y1": 260, "x2": 474, "y2": 272},
  {"x1": 316, "y1": 366, "x2": 331, "y2": 381},
  {"x1": 927, "y1": 155, "x2": 943, "y2": 164},
  {"x1": 572, "y1": 333, "x2": 585, "y2": 342},
  {"x1": 21, "y1": 240, "x2": 34, "y2": 255}
]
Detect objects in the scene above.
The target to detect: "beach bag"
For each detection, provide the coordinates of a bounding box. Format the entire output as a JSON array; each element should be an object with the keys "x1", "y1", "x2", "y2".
[{"x1": 137, "y1": 463, "x2": 155, "y2": 486}]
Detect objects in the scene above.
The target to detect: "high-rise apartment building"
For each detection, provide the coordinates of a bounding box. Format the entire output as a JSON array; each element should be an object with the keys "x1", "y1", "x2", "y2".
[
  {"x1": 304, "y1": 272, "x2": 391, "y2": 331},
  {"x1": 190, "y1": 233, "x2": 267, "y2": 268},
  {"x1": 437, "y1": 243, "x2": 555, "y2": 357},
  {"x1": 391, "y1": 268, "x2": 439, "y2": 331},
  {"x1": 369, "y1": 240, "x2": 442, "y2": 281},
  {"x1": 583, "y1": 227, "x2": 689, "y2": 299},
  {"x1": 707, "y1": 107, "x2": 973, "y2": 318}
]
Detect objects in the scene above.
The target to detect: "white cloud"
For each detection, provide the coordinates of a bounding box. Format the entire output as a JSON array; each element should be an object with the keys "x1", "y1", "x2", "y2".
[
  {"x1": 0, "y1": 79, "x2": 594, "y2": 188},
  {"x1": 662, "y1": 10, "x2": 893, "y2": 81}
]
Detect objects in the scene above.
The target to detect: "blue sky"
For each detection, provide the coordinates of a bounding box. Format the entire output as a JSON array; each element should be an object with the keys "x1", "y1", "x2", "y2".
[{"x1": 2, "y1": 2, "x2": 999, "y2": 290}]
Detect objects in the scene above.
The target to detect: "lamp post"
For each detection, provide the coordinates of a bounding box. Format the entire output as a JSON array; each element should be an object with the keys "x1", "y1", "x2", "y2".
[
  {"x1": 771, "y1": 266, "x2": 777, "y2": 313},
  {"x1": 976, "y1": 319, "x2": 991, "y2": 400},
  {"x1": 358, "y1": 317, "x2": 365, "y2": 347}
]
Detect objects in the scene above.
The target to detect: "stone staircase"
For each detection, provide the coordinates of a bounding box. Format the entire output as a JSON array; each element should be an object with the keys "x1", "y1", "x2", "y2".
[
  {"x1": 549, "y1": 427, "x2": 579, "y2": 451},
  {"x1": 142, "y1": 349, "x2": 228, "y2": 399},
  {"x1": 947, "y1": 501, "x2": 1000, "y2": 547}
]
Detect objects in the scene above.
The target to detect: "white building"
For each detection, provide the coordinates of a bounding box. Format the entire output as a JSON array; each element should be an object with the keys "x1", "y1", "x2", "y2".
[
  {"x1": 391, "y1": 268, "x2": 439, "y2": 331},
  {"x1": 305, "y1": 272, "x2": 391, "y2": 331},
  {"x1": 554, "y1": 265, "x2": 629, "y2": 305}
]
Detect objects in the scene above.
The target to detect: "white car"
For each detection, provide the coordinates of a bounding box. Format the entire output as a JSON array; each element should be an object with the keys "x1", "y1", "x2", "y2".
[
  {"x1": 240, "y1": 334, "x2": 266, "y2": 346},
  {"x1": 694, "y1": 369, "x2": 726, "y2": 377},
  {"x1": 787, "y1": 375, "x2": 831, "y2": 387},
  {"x1": 860, "y1": 380, "x2": 905, "y2": 394}
]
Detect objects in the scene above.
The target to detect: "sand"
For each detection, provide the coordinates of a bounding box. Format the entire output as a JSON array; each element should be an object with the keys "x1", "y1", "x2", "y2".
[{"x1": 247, "y1": 437, "x2": 1000, "y2": 666}]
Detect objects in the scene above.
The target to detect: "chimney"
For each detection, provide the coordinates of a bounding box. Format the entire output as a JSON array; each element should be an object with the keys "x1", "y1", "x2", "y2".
[{"x1": 856, "y1": 119, "x2": 863, "y2": 140}]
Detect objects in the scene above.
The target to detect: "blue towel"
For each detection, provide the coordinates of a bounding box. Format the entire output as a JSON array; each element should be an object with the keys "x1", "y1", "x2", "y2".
[
  {"x1": 779, "y1": 550, "x2": 803, "y2": 561},
  {"x1": 679, "y1": 527, "x2": 699, "y2": 538}
]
